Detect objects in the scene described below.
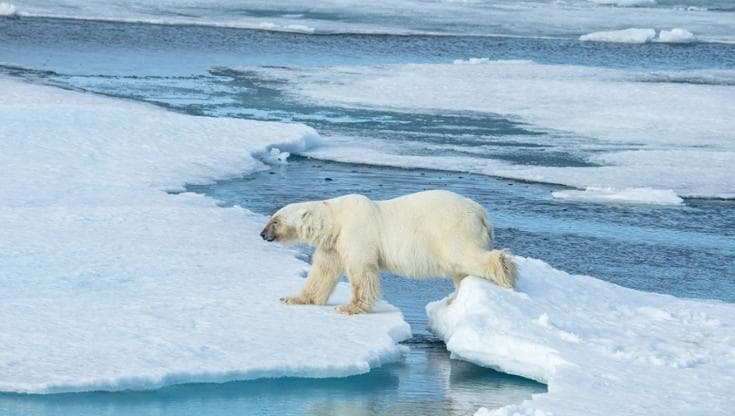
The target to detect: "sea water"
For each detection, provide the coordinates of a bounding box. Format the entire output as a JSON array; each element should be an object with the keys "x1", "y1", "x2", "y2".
[{"x1": 1, "y1": 11, "x2": 733, "y2": 416}]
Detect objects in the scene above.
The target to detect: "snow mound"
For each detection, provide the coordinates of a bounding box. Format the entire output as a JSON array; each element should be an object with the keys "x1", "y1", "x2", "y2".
[
  {"x1": 657, "y1": 28, "x2": 696, "y2": 43},
  {"x1": 552, "y1": 187, "x2": 683, "y2": 205},
  {"x1": 579, "y1": 28, "x2": 657, "y2": 43},
  {"x1": 0, "y1": 77, "x2": 411, "y2": 394},
  {"x1": 428, "y1": 257, "x2": 735, "y2": 416},
  {"x1": 0, "y1": 2, "x2": 16, "y2": 16}
]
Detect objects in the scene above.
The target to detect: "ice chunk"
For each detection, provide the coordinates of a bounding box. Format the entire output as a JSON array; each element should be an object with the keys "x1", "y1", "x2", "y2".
[
  {"x1": 588, "y1": 0, "x2": 656, "y2": 6},
  {"x1": 0, "y1": 78, "x2": 411, "y2": 394},
  {"x1": 428, "y1": 257, "x2": 735, "y2": 416},
  {"x1": 552, "y1": 187, "x2": 684, "y2": 205},
  {"x1": 657, "y1": 27, "x2": 696, "y2": 43},
  {"x1": 579, "y1": 28, "x2": 657, "y2": 43},
  {"x1": 267, "y1": 147, "x2": 291, "y2": 164},
  {"x1": 0, "y1": 2, "x2": 16, "y2": 16}
]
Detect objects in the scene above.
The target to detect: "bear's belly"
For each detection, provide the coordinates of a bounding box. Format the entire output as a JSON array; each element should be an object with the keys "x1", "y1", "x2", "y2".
[{"x1": 379, "y1": 247, "x2": 450, "y2": 279}]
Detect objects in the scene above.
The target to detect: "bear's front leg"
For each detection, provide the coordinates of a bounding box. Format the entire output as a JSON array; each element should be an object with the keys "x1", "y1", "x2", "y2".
[
  {"x1": 281, "y1": 248, "x2": 343, "y2": 306},
  {"x1": 336, "y1": 262, "x2": 381, "y2": 315}
]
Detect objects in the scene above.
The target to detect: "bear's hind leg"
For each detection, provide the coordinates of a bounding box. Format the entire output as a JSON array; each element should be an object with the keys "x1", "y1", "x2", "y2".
[
  {"x1": 462, "y1": 249, "x2": 517, "y2": 289},
  {"x1": 447, "y1": 274, "x2": 467, "y2": 305},
  {"x1": 336, "y1": 263, "x2": 380, "y2": 315},
  {"x1": 281, "y1": 248, "x2": 343, "y2": 305}
]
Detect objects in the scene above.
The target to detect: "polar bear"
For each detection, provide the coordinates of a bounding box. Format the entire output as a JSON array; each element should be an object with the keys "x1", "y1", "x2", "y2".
[{"x1": 260, "y1": 190, "x2": 516, "y2": 314}]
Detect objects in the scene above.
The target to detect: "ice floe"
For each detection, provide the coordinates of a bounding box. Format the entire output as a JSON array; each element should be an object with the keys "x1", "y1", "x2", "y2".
[
  {"x1": 0, "y1": 77, "x2": 410, "y2": 394},
  {"x1": 580, "y1": 27, "x2": 696, "y2": 43},
  {"x1": 579, "y1": 28, "x2": 657, "y2": 43},
  {"x1": 428, "y1": 257, "x2": 735, "y2": 416},
  {"x1": 657, "y1": 27, "x2": 696, "y2": 43},
  {"x1": 236, "y1": 61, "x2": 735, "y2": 199},
  {"x1": 552, "y1": 187, "x2": 684, "y2": 205},
  {"x1": 0, "y1": 2, "x2": 16, "y2": 16}
]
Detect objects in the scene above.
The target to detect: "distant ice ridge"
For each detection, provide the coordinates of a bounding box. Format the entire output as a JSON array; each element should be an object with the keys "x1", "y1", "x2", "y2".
[
  {"x1": 579, "y1": 27, "x2": 696, "y2": 43},
  {"x1": 0, "y1": 2, "x2": 16, "y2": 16},
  {"x1": 552, "y1": 187, "x2": 684, "y2": 205},
  {"x1": 428, "y1": 257, "x2": 735, "y2": 416},
  {"x1": 238, "y1": 61, "x2": 735, "y2": 199},
  {"x1": 0, "y1": 77, "x2": 410, "y2": 394}
]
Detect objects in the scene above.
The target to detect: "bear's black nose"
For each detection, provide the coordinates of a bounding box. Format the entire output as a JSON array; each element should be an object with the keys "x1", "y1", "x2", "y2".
[{"x1": 260, "y1": 230, "x2": 267, "y2": 239}]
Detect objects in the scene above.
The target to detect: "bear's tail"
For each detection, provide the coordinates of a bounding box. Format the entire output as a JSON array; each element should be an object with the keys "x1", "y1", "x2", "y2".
[{"x1": 486, "y1": 249, "x2": 517, "y2": 289}]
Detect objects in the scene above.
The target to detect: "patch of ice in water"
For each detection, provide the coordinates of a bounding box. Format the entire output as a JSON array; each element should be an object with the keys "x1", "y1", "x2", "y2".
[
  {"x1": 428, "y1": 257, "x2": 735, "y2": 416},
  {"x1": 0, "y1": 2, "x2": 16, "y2": 16},
  {"x1": 551, "y1": 187, "x2": 683, "y2": 205},
  {"x1": 267, "y1": 147, "x2": 291, "y2": 163},
  {"x1": 0, "y1": 78, "x2": 410, "y2": 394},
  {"x1": 657, "y1": 27, "x2": 696, "y2": 43},
  {"x1": 579, "y1": 28, "x2": 657, "y2": 43},
  {"x1": 588, "y1": 0, "x2": 657, "y2": 6}
]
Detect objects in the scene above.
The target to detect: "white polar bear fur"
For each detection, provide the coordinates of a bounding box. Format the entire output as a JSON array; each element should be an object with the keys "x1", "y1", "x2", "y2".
[{"x1": 261, "y1": 190, "x2": 517, "y2": 314}]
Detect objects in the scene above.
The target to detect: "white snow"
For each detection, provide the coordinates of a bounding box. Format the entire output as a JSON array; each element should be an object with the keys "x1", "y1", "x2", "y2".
[
  {"x1": 657, "y1": 27, "x2": 696, "y2": 43},
  {"x1": 0, "y1": 77, "x2": 411, "y2": 394},
  {"x1": 240, "y1": 61, "x2": 735, "y2": 199},
  {"x1": 579, "y1": 28, "x2": 657, "y2": 43},
  {"x1": 0, "y1": 2, "x2": 16, "y2": 16},
  {"x1": 552, "y1": 187, "x2": 684, "y2": 205},
  {"x1": 428, "y1": 257, "x2": 735, "y2": 416}
]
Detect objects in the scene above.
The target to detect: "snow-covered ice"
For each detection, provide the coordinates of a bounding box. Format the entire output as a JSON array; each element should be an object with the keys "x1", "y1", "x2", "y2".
[
  {"x1": 239, "y1": 61, "x2": 735, "y2": 199},
  {"x1": 428, "y1": 257, "x2": 735, "y2": 416},
  {"x1": 0, "y1": 77, "x2": 410, "y2": 394},
  {"x1": 552, "y1": 187, "x2": 684, "y2": 205}
]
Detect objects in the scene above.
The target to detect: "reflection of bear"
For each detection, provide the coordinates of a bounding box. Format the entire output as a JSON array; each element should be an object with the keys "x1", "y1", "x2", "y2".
[{"x1": 260, "y1": 190, "x2": 517, "y2": 314}]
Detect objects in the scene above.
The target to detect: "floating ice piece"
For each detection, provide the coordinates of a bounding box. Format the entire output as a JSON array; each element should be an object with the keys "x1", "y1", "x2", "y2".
[
  {"x1": 267, "y1": 147, "x2": 291, "y2": 163},
  {"x1": 428, "y1": 257, "x2": 735, "y2": 416},
  {"x1": 588, "y1": 0, "x2": 656, "y2": 6},
  {"x1": 579, "y1": 28, "x2": 657, "y2": 43},
  {"x1": 0, "y1": 78, "x2": 410, "y2": 394},
  {"x1": 552, "y1": 187, "x2": 683, "y2": 205},
  {"x1": 657, "y1": 28, "x2": 696, "y2": 43},
  {"x1": 0, "y1": 2, "x2": 16, "y2": 16}
]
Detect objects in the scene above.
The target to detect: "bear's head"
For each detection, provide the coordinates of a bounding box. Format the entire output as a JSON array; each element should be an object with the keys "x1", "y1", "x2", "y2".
[{"x1": 260, "y1": 201, "x2": 333, "y2": 247}]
